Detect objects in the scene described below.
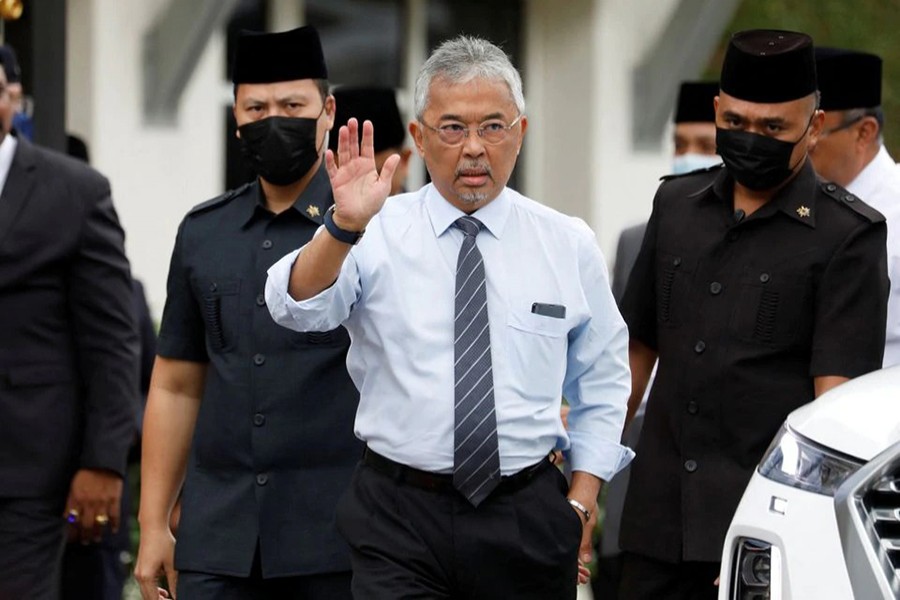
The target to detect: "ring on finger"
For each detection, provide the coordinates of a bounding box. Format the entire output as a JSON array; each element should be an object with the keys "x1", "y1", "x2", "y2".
[{"x1": 94, "y1": 514, "x2": 110, "y2": 526}]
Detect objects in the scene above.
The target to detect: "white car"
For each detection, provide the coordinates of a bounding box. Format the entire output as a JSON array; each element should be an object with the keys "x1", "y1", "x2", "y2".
[{"x1": 718, "y1": 366, "x2": 900, "y2": 600}]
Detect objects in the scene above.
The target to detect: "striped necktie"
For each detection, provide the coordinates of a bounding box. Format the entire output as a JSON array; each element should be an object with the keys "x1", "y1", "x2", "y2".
[{"x1": 452, "y1": 216, "x2": 501, "y2": 506}]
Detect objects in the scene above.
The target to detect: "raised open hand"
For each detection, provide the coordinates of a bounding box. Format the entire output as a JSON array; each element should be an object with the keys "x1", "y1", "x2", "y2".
[{"x1": 325, "y1": 118, "x2": 401, "y2": 232}]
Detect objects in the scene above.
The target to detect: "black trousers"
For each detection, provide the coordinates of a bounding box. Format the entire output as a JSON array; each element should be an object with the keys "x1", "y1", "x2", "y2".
[
  {"x1": 618, "y1": 552, "x2": 719, "y2": 600},
  {"x1": 336, "y1": 458, "x2": 582, "y2": 599},
  {"x1": 0, "y1": 496, "x2": 67, "y2": 600},
  {"x1": 177, "y1": 543, "x2": 352, "y2": 600}
]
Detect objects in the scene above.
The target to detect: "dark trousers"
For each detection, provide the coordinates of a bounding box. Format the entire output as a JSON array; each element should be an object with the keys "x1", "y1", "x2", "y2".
[
  {"x1": 177, "y1": 544, "x2": 352, "y2": 600},
  {"x1": 0, "y1": 496, "x2": 67, "y2": 600},
  {"x1": 336, "y1": 458, "x2": 581, "y2": 599},
  {"x1": 619, "y1": 552, "x2": 719, "y2": 600}
]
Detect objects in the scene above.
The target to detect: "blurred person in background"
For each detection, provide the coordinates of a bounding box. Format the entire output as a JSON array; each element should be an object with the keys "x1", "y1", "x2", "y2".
[{"x1": 809, "y1": 47, "x2": 900, "y2": 368}]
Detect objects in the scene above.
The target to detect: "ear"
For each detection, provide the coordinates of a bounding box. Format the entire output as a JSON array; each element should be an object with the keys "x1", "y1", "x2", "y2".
[
  {"x1": 807, "y1": 109, "x2": 826, "y2": 147},
  {"x1": 516, "y1": 115, "x2": 528, "y2": 155},
  {"x1": 324, "y1": 95, "x2": 336, "y2": 130},
  {"x1": 409, "y1": 120, "x2": 426, "y2": 158},
  {"x1": 856, "y1": 116, "x2": 879, "y2": 147}
]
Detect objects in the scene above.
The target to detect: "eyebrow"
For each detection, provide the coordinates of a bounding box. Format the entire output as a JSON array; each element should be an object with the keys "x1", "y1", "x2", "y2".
[
  {"x1": 722, "y1": 110, "x2": 789, "y2": 127},
  {"x1": 438, "y1": 112, "x2": 509, "y2": 122}
]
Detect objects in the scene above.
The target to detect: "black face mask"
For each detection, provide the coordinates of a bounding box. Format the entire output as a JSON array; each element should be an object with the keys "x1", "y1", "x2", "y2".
[
  {"x1": 238, "y1": 112, "x2": 324, "y2": 186},
  {"x1": 716, "y1": 121, "x2": 810, "y2": 191}
]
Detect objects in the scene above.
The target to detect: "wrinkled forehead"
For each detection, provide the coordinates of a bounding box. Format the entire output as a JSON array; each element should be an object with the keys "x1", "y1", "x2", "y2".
[
  {"x1": 716, "y1": 90, "x2": 816, "y2": 120},
  {"x1": 425, "y1": 76, "x2": 517, "y2": 115}
]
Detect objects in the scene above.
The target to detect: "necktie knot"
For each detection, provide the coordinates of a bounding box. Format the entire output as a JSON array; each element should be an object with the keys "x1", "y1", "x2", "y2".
[{"x1": 454, "y1": 216, "x2": 483, "y2": 238}]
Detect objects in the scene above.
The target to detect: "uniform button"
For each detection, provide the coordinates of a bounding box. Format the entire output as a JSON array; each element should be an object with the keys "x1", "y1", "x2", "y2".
[
  {"x1": 709, "y1": 282, "x2": 722, "y2": 295},
  {"x1": 843, "y1": 194, "x2": 855, "y2": 203},
  {"x1": 759, "y1": 273, "x2": 770, "y2": 283},
  {"x1": 687, "y1": 401, "x2": 699, "y2": 415},
  {"x1": 825, "y1": 183, "x2": 837, "y2": 192},
  {"x1": 694, "y1": 340, "x2": 706, "y2": 354},
  {"x1": 261, "y1": 239, "x2": 273, "y2": 249},
  {"x1": 253, "y1": 413, "x2": 266, "y2": 426},
  {"x1": 256, "y1": 473, "x2": 269, "y2": 486},
  {"x1": 209, "y1": 282, "x2": 217, "y2": 292},
  {"x1": 256, "y1": 293, "x2": 266, "y2": 306},
  {"x1": 684, "y1": 460, "x2": 698, "y2": 473},
  {"x1": 253, "y1": 353, "x2": 266, "y2": 366},
  {"x1": 673, "y1": 257, "x2": 682, "y2": 267}
]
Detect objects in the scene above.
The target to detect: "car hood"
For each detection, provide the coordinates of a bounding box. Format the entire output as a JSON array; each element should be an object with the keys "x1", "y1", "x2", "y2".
[{"x1": 787, "y1": 365, "x2": 900, "y2": 462}]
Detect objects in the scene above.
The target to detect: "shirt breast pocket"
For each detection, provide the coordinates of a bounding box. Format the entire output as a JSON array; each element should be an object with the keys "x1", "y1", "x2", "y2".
[
  {"x1": 656, "y1": 251, "x2": 695, "y2": 328},
  {"x1": 505, "y1": 310, "x2": 569, "y2": 397},
  {"x1": 729, "y1": 266, "x2": 812, "y2": 347},
  {"x1": 194, "y1": 278, "x2": 241, "y2": 353}
]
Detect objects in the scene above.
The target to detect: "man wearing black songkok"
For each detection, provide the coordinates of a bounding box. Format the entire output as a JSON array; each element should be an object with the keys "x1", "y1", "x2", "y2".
[
  {"x1": 134, "y1": 26, "x2": 359, "y2": 600},
  {"x1": 617, "y1": 29, "x2": 888, "y2": 599}
]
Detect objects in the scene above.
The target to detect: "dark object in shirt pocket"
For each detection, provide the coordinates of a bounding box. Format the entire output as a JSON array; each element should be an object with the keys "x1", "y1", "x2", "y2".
[
  {"x1": 531, "y1": 302, "x2": 566, "y2": 319},
  {"x1": 290, "y1": 326, "x2": 351, "y2": 348},
  {"x1": 730, "y1": 270, "x2": 811, "y2": 347},
  {"x1": 198, "y1": 278, "x2": 241, "y2": 352}
]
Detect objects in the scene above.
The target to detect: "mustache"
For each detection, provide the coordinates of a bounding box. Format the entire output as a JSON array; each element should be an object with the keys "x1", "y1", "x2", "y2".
[{"x1": 455, "y1": 161, "x2": 493, "y2": 179}]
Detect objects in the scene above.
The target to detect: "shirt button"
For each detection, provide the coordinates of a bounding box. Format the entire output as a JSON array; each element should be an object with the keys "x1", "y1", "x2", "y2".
[
  {"x1": 694, "y1": 340, "x2": 706, "y2": 354},
  {"x1": 261, "y1": 239, "x2": 273, "y2": 249},
  {"x1": 673, "y1": 257, "x2": 682, "y2": 267},
  {"x1": 253, "y1": 353, "x2": 266, "y2": 366},
  {"x1": 209, "y1": 282, "x2": 217, "y2": 292},
  {"x1": 843, "y1": 194, "x2": 855, "y2": 203},
  {"x1": 826, "y1": 183, "x2": 837, "y2": 192},
  {"x1": 759, "y1": 273, "x2": 770, "y2": 283},
  {"x1": 253, "y1": 413, "x2": 266, "y2": 426},
  {"x1": 687, "y1": 401, "x2": 699, "y2": 415},
  {"x1": 256, "y1": 293, "x2": 266, "y2": 307},
  {"x1": 709, "y1": 282, "x2": 722, "y2": 295},
  {"x1": 684, "y1": 460, "x2": 698, "y2": 473},
  {"x1": 256, "y1": 473, "x2": 269, "y2": 486}
]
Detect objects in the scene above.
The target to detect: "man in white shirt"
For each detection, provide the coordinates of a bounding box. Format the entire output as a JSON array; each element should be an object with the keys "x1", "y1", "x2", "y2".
[
  {"x1": 266, "y1": 35, "x2": 632, "y2": 599},
  {"x1": 809, "y1": 48, "x2": 900, "y2": 367}
]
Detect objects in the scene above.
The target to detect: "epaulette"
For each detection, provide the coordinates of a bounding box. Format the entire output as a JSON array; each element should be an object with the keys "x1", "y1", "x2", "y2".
[
  {"x1": 819, "y1": 181, "x2": 885, "y2": 223},
  {"x1": 659, "y1": 163, "x2": 724, "y2": 182},
  {"x1": 187, "y1": 182, "x2": 253, "y2": 216}
]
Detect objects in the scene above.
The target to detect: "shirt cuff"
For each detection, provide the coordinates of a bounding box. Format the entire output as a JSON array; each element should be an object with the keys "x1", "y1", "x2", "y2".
[
  {"x1": 566, "y1": 431, "x2": 635, "y2": 482},
  {"x1": 264, "y1": 246, "x2": 348, "y2": 333}
]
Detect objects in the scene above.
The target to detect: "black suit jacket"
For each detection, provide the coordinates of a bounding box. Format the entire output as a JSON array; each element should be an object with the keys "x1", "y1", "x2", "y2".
[{"x1": 0, "y1": 137, "x2": 139, "y2": 498}]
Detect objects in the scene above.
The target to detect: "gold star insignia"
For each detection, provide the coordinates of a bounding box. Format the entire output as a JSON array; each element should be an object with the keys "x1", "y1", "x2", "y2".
[
  {"x1": 306, "y1": 205, "x2": 321, "y2": 218},
  {"x1": 796, "y1": 205, "x2": 811, "y2": 218}
]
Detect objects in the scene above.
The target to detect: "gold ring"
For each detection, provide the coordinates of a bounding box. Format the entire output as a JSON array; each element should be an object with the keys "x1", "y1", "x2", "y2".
[
  {"x1": 95, "y1": 514, "x2": 110, "y2": 526},
  {"x1": 66, "y1": 509, "x2": 79, "y2": 523}
]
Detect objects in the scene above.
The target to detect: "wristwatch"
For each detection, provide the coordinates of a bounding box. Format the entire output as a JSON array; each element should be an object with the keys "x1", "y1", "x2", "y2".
[{"x1": 324, "y1": 205, "x2": 364, "y2": 245}]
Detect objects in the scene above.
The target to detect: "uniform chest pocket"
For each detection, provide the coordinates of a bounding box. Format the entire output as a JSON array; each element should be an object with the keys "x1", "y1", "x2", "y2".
[
  {"x1": 195, "y1": 278, "x2": 241, "y2": 353},
  {"x1": 656, "y1": 251, "x2": 695, "y2": 328},
  {"x1": 729, "y1": 268, "x2": 812, "y2": 347},
  {"x1": 505, "y1": 310, "x2": 569, "y2": 397},
  {"x1": 290, "y1": 325, "x2": 351, "y2": 348}
]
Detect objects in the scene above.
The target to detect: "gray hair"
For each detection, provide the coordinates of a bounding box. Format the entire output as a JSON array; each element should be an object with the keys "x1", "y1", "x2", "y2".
[
  {"x1": 841, "y1": 107, "x2": 885, "y2": 145},
  {"x1": 413, "y1": 35, "x2": 525, "y2": 120}
]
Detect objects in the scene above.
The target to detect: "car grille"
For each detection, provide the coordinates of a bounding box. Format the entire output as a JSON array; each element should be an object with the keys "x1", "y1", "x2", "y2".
[{"x1": 864, "y1": 472, "x2": 900, "y2": 593}]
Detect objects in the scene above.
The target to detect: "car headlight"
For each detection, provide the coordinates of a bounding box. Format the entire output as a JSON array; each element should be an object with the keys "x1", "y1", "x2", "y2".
[{"x1": 758, "y1": 425, "x2": 864, "y2": 496}]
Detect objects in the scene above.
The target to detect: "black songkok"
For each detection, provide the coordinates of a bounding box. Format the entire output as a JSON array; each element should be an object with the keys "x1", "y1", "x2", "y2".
[
  {"x1": 815, "y1": 48, "x2": 882, "y2": 111},
  {"x1": 0, "y1": 45, "x2": 21, "y2": 84},
  {"x1": 329, "y1": 87, "x2": 406, "y2": 154},
  {"x1": 674, "y1": 81, "x2": 719, "y2": 124},
  {"x1": 720, "y1": 30, "x2": 817, "y2": 103},
  {"x1": 232, "y1": 26, "x2": 327, "y2": 84}
]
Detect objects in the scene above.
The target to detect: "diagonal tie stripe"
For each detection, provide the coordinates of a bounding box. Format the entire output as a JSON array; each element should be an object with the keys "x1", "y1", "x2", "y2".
[{"x1": 452, "y1": 216, "x2": 500, "y2": 507}]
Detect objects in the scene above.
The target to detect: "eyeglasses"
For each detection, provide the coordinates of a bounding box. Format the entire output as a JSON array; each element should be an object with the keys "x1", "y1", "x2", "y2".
[
  {"x1": 420, "y1": 114, "x2": 523, "y2": 146},
  {"x1": 820, "y1": 115, "x2": 864, "y2": 138}
]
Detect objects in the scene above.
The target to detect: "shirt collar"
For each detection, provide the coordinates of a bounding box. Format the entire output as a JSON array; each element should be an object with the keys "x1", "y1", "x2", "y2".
[
  {"x1": 700, "y1": 159, "x2": 818, "y2": 228},
  {"x1": 847, "y1": 145, "x2": 895, "y2": 203},
  {"x1": 425, "y1": 184, "x2": 512, "y2": 240},
  {"x1": 240, "y1": 163, "x2": 333, "y2": 228}
]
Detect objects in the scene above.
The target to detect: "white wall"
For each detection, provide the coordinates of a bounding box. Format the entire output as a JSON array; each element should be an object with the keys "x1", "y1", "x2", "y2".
[
  {"x1": 67, "y1": 0, "x2": 226, "y2": 319},
  {"x1": 525, "y1": 0, "x2": 679, "y2": 264}
]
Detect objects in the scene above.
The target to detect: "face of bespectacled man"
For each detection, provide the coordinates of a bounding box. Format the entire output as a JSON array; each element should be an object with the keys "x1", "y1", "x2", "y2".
[
  {"x1": 808, "y1": 110, "x2": 877, "y2": 187},
  {"x1": 410, "y1": 77, "x2": 527, "y2": 213}
]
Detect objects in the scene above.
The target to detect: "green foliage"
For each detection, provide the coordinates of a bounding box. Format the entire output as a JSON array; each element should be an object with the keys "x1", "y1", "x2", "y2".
[{"x1": 705, "y1": 0, "x2": 900, "y2": 157}]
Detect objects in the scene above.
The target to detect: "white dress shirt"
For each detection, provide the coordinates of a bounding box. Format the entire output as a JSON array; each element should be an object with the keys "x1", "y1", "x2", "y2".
[
  {"x1": 267, "y1": 184, "x2": 634, "y2": 481},
  {"x1": 0, "y1": 133, "x2": 19, "y2": 197},
  {"x1": 847, "y1": 145, "x2": 900, "y2": 367}
]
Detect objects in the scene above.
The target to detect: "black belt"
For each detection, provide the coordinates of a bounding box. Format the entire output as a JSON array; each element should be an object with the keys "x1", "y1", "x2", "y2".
[{"x1": 362, "y1": 447, "x2": 553, "y2": 496}]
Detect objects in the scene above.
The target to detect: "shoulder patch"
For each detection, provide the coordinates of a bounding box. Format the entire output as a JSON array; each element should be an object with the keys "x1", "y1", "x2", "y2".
[
  {"x1": 819, "y1": 181, "x2": 885, "y2": 223},
  {"x1": 187, "y1": 182, "x2": 253, "y2": 216},
  {"x1": 660, "y1": 163, "x2": 724, "y2": 182}
]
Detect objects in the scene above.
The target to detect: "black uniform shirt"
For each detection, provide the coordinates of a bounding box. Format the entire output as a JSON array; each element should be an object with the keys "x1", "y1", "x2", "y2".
[
  {"x1": 618, "y1": 160, "x2": 888, "y2": 563},
  {"x1": 157, "y1": 166, "x2": 362, "y2": 578}
]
